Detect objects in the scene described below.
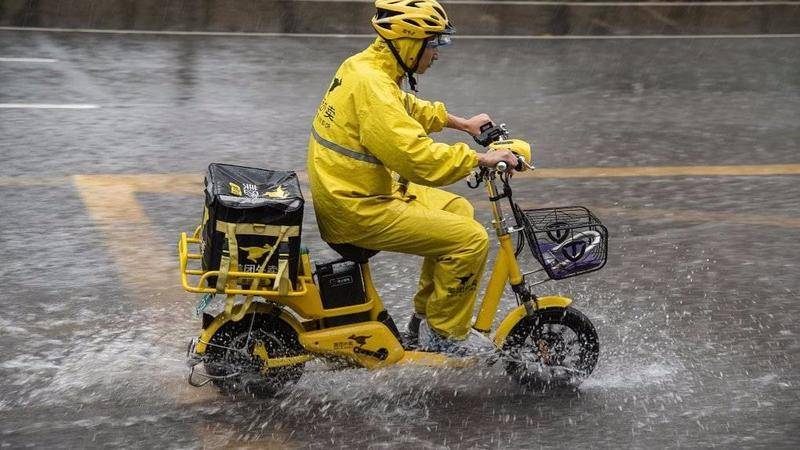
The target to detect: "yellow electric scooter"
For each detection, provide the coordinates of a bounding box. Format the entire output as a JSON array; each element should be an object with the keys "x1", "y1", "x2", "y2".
[{"x1": 178, "y1": 124, "x2": 607, "y2": 397}]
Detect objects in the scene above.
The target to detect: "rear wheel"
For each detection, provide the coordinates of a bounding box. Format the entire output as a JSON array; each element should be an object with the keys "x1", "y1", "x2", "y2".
[
  {"x1": 502, "y1": 307, "x2": 599, "y2": 388},
  {"x1": 204, "y1": 313, "x2": 305, "y2": 397}
]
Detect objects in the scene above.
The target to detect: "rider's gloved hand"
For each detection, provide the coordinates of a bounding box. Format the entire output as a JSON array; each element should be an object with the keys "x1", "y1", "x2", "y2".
[
  {"x1": 462, "y1": 113, "x2": 495, "y2": 137},
  {"x1": 477, "y1": 149, "x2": 519, "y2": 171},
  {"x1": 487, "y1": 139, "x2": 533, "y2": 172}
]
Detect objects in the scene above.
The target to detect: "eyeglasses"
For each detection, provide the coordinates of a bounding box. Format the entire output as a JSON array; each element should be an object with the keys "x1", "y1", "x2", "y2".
[{"x1": 427, "y1": 35, "x2": 452, "y2": 48}]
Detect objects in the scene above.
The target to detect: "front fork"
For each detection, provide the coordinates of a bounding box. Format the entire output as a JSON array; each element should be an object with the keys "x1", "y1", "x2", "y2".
[
  {"x1": 473, "y1": 170, "x2": 537, "y2": 333},
  {"x1": 474, "y1": 234, "x2": 521, "y2": 332}
]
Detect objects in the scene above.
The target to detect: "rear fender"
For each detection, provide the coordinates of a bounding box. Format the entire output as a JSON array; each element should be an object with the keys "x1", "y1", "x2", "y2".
[
  {"x1": 492, "y1": 296, "x2": 572, "y2": 347},
  {"x1": 194, "y1": 303, "x2": 305, "y2": 354}
]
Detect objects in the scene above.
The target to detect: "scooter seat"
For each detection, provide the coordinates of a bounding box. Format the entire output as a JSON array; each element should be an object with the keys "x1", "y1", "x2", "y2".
[{"x1": 327, "y1": 242, "x2": 380, "y2": 264}]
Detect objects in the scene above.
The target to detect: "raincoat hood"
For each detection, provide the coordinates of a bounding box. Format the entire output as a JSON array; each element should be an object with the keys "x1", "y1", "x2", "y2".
[{"x1": 367, "y1": 37, "x2": 426, "y2": 83}]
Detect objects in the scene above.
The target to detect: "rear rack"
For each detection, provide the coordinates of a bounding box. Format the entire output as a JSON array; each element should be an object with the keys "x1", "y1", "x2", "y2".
[{"x1": 178, "y1": 229, "x2": 311, "y2": 297}]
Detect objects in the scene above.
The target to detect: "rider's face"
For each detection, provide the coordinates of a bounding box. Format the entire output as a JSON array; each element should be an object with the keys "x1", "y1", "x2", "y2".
[{"x1": 416, "y1": 46, "x2": 438, "y2": 74}]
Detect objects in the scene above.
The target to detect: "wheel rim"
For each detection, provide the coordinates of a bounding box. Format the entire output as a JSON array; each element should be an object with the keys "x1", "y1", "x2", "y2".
[
  {"x1": 221, "y1": 329, "x2": 279, "y2": 379},
  {"x1": 204, "y1": 315, "x2": 305, "y2": 396},
  {"x1": 516, "y1": 324, "x2": 584, "y2": 375},
  {"x1": 503, "y1": 308, "x2": 599, "y2": 386}
]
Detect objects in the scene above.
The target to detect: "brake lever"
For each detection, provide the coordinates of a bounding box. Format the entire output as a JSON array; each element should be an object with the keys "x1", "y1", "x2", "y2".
[
  {"x1": 518, "y1": 156, "x2": 536, "y2": 172},
  {"x1": 466, "y1": 167, "x2": 487, "y2": 188}
]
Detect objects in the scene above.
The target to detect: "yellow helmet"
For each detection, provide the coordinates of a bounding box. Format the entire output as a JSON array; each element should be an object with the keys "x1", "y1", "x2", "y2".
[{"x1": 371, "y1": 0, "x2": 455, "y2": 40}]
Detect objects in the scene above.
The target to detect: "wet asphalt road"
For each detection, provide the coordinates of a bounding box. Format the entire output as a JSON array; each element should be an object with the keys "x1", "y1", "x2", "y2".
[{"x1": 1, "y1": 30, "x2": 799, "y2": 448}]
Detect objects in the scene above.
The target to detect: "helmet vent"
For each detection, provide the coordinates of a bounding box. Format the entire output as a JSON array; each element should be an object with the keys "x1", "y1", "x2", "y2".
[
  {"x1": 376, "y1": 8, "x2": 401, "y2": 19},
  {"x1": 372, "y1": 0, "x2": 453, "y2": 41}
]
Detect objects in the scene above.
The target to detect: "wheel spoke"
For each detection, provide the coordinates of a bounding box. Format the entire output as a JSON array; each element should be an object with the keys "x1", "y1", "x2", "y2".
[
  {"x1": 244, "y1": 312, "x2": 257, "y2": 349},
  {"x1": 504, "y1": 309, "x2": 599, "y2": 388}
]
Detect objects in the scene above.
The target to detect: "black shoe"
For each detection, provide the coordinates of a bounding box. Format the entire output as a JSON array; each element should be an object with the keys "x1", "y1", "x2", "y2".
[
  {"x1": 407, "y1": 313, "x2": 423, "y2": 338},
  {"x1": 403, "y1": 313, "x2": 424, "y2": 349}
]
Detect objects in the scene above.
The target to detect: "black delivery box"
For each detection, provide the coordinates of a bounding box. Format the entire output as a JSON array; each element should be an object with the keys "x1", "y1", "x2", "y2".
[{"x1": 201, "y1": 163, "x2": 304, "y2": 288}]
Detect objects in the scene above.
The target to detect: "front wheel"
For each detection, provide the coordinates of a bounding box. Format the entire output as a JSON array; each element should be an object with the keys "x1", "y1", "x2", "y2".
[{"x1": 502, "y1": 306, "x2": 599, "y2": 388}]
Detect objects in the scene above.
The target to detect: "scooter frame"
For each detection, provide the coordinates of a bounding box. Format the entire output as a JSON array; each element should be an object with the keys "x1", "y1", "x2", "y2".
[{"x1": 179, "y1": 167, "x2": 577, "y2": 382}]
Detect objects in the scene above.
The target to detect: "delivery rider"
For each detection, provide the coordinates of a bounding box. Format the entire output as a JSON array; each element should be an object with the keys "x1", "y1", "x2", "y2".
[{"x1": 307, "y1": 0, "x2": 523, "y2": 356}]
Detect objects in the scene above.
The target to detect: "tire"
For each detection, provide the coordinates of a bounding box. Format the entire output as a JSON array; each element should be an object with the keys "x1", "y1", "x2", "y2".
[
  {"x1": 502, "y1": 306, "x2": 599, "y2": 389},
  {"x1": 204, "y1": 313, "x2": 305, "y2": 398}
]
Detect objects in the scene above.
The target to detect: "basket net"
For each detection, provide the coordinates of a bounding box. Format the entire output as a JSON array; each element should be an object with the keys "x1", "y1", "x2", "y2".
[{"x1": 515, "y1": 206, "x2": 608, "y2": 280}]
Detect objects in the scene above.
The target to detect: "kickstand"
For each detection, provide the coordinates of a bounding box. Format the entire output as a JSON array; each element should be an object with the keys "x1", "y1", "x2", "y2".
[{"x1": 187, "y1": 363, "x2": 213, "y2": 387}]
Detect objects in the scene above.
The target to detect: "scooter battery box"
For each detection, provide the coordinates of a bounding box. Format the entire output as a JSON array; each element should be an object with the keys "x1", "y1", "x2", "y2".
[
  {"x1": 201, "y1": 163, "x2": 304, "y2": 287},
  {"x1": 315, "y1": 260, "x2": 367, "y2": 309}
]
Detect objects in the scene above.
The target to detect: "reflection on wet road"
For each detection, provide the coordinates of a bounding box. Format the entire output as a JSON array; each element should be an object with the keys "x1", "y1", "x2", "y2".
[{"x1": 1, "y1": 30, "x2": 798, "y2": 448}]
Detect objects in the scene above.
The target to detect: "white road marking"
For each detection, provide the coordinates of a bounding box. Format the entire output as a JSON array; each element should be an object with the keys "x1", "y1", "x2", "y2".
[
  {"x1": 1, "y1": 26, "x2": 798, "y2": 40},
  {"x1": 131, "y1": 0, "x2": 800, "y2": 5},
  {"x1": 458, "y1": 34, "x2": 800, "y2": 40},
  {"x1": 0, "y1": 103, "x2": 99, "y2": 109},
  {"x1": 519, "y1": 164, "x2": 800, "y2": 179},
  {"x1": 0, "y1": 57, "x2": 58, "y2": 63}
]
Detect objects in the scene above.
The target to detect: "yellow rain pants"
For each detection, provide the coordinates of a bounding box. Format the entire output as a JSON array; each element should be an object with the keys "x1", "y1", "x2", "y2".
[
  {"x1": 307, "y1": 37, "x2": 486, "y2": 339},
  {"x1": 348, "y1": 183, "x2": 488, "y2": 338}
]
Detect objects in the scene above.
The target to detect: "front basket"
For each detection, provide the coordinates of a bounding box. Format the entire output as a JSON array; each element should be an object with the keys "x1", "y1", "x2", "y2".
[{"x1": 517, "y1": 206, "x2": 608, "y2": 280}]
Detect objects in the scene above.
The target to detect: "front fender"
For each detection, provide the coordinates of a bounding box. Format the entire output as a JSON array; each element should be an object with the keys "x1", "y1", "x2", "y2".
[
  {"x1": 194, "y1": 303, "x2": 306, "y2": 354},
  {"x1": 492, "y1": 296, "x2": 572, "y2": 347}
]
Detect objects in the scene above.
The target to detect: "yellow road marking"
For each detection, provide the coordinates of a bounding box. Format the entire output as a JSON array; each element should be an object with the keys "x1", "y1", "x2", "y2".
[
  {"x1": 72, "y1": 174, "x2": 217, "y2": 405},
  {"x1": 71, "y1": 173, "x2": 201, "y2": 194},
  {"x1": 479, "y1": 202, "x2": 800, "y2": 230},
  {"x1": 73, "y1": 173, "x2": 312, "y2": 445},
  {"x1": 518, "y1": 164, "x2": 800, "y2": 178},
  {"x1": 2, "y1": 164, "x2": 797, "y2": 189},
  {"x1": 66, "y1": 166, "x2": 799, "y2": 420},
  {"x1": 596, "y1": 206, "x2": 800, "y2": 229}
]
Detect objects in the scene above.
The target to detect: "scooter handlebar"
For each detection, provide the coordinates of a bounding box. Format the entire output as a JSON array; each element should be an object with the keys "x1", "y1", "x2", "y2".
[
  {"x1": 474, "y1": 122, "x2": 509, "y2": 147},
  {"x1": 496, "y1": 156, "x2": 529, "y2": 173}
]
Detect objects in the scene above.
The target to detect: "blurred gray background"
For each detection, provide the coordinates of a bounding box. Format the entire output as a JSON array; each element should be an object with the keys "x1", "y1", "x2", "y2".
[
  {"x1": 2, "y1": 0, "x2": 799, "y2": 35},
  {"x1": 1, "y1": 1, "x2": 799, "y2": 448}
]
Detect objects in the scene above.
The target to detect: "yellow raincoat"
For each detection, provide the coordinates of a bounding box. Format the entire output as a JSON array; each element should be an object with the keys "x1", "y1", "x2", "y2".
[{"x1": 307, "y1": 37, "x2": 488, "y2": 339}]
